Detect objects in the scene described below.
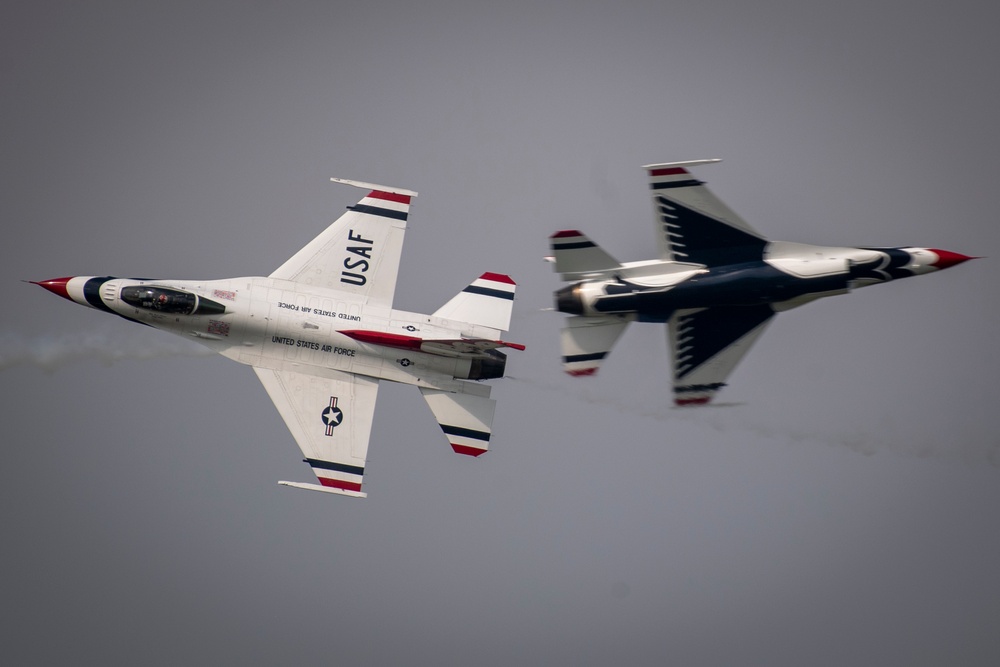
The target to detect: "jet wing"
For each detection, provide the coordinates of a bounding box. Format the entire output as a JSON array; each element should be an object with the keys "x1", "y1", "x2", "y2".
[
  {"x1": 269, "y1": 179, "x2": 417, "y2": 309},
  {"x1": 644, "y1": 160, "x2": 767, "y2": 267},
  {"x1": 253, "y1": 366, "x2": 379, "y2": 498},
  {"x1": 668, "y1": 305, "x2": 775, "y2": 405}
]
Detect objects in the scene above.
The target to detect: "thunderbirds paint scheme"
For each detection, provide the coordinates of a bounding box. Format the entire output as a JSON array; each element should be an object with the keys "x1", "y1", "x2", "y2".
[
  {"x1": 34, "y1": 179, "x2": 523, "y2": 498},
  {"x1": 549, "y1": 159, "x2": 974, "y2": 406}
]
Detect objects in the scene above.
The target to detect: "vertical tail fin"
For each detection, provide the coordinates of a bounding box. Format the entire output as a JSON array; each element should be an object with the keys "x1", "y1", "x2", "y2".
[
  {"x1": 549, "y1": 230, "x2": 621, "y2": 279},
  {"x1": 432, "y1": 273, "x2": 516, "y2": 331}
]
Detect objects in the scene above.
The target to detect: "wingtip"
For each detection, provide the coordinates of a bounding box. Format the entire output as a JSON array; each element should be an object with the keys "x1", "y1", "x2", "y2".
[
  {"x1": 330, "y1": 177, "x2": 418, "y2": 198},
  {"x1": 642, "y1": 158, "x2": 723, "y2": 170}
]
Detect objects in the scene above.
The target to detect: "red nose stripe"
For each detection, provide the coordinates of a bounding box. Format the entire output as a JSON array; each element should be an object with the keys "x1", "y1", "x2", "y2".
[
  {"x1": 929, "y1": 249, "x2": 975, "y2": 270},
  {"x1": 31, "y1": 277, "x2": 74, "y2": 301}
]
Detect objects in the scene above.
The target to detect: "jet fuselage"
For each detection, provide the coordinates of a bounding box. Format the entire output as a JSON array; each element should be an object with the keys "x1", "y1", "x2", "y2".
[
  {"x1": 35, "y1": 275, "x2": 508, "y2": 387},
  {"x1": 555, "y1": 244, "x2": 967, "y2": 322},
  {"x1": 34, "y1": 179, "x2": 523, "y2": 497},
  {"x1": 548, "y1": 159, "x2": 975, "y2": 404}
]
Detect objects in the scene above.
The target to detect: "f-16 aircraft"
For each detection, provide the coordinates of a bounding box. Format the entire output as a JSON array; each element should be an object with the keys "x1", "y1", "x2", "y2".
[
  {"x1": 549, "y1": 159, "x2": 974, "y2": 406},
  {"x1": 33, "y1": 179, "x2": 523, "y2": 498}
]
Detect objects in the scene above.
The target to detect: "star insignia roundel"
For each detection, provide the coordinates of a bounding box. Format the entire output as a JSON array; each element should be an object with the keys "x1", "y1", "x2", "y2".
[{"x1": 322, "y1": 396, "x2": 344, "y2": 436}]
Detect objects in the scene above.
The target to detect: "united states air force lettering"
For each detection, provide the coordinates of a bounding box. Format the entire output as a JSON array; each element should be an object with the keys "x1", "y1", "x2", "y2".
[
  {"x1": 341, "y1": 230, "x2": 374, "y2": 286},
  {"x1": 270, "y1": 336, "x2": 355, "y2": 356},
  {"x1": 276, "y1": 301, "x2": 361, "y2": 322}
]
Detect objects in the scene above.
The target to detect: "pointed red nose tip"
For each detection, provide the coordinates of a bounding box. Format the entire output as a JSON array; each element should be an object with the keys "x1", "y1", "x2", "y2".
[
  {"x1": 930, "y1": 249, "x2": 977, "y2": 270},
  {"x1": 31, "y1": 277, "x2": 75, "y2": 301}
]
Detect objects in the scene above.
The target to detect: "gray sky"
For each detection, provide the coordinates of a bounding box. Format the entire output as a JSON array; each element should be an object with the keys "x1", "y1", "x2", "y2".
[{"x1": 3, "y1": 1, "x2": 999, "y2": 664}]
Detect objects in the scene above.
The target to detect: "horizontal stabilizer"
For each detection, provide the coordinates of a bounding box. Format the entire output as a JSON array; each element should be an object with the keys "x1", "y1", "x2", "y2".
[
  {"x1": 549, "y1": 230, "x2": 620, "y2": 278},
  {"x1": 432, "y1": 273, "x2": 517, "y2": 332},
  {"x1": 561, "y1": 316, "x2": 629, "y2": 376},
  {"x1": 420, "y1": 388, "x2": 496, "y2": 456},
  {"x1": 278, "y1": 480, "x2": 367, "y2": 498}
]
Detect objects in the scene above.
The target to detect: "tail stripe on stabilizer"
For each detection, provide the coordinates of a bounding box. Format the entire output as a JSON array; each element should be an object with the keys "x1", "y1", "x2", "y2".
[
  {"x1": 420, "y1": 388, "x2": 497, "y2": 458},
  {"x1": 441, "y1": 424, "x2": 490, "y2": 442},
  {"x1": 564, "y1": 351, "x2": 607, "y2": 364},
  {"x1": 560, "y1": 316, "x2": 629, "y2": 377}
]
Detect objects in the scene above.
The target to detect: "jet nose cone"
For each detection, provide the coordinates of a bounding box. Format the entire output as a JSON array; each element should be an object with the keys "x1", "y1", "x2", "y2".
[
  {"x1": 929, "y1": 249, "x2": 977, "y2": 270},
  {"x1": 31, "y1": 277, "x2": 75, "y2": 301}
]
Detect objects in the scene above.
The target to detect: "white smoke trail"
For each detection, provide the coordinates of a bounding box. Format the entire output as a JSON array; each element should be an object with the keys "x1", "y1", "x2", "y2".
[
  {"x1": 0, "y1": 329, "x2": 215, "y2": 372},
  {"x1": 507, "y1": 374, "x2": 1000, "y2": 468}
]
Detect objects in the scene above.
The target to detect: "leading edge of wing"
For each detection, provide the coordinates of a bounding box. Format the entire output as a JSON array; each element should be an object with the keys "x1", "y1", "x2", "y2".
[
  {"x1": 268, "y1": 178, "x2": 417, "y2": 308},
  {"x1": 330, "y1": 177, "x2": 418, "y2": 198}
]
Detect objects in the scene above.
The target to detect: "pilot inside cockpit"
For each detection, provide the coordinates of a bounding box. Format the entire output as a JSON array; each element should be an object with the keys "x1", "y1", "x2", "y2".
[{"x1": 121, "y1": 286, "x2": 197, "y2": 314}]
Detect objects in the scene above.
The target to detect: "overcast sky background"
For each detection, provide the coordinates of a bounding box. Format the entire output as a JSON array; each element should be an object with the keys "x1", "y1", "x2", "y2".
[{"x1": 3, "y1": 2, "x2": 999, "y2": 665}]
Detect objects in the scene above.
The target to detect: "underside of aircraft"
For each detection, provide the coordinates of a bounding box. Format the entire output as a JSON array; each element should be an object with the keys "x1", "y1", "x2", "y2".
[
  {"x1": 549, "y1": 159, "x2": 974, "y2": 405},
  {"x1": 35, "y1": 179, "x2": 524, "y2": 498}
]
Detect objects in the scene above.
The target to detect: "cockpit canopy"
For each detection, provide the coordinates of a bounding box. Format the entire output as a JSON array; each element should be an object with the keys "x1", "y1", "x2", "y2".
[{"x1": 120, "y1": 286, "x2": 226, "y2": 315}]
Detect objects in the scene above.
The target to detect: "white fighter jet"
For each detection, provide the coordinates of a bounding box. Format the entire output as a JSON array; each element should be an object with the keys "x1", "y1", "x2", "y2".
[
  {"x1": 550, "y1": 160, "x2": 975, "y2": 406},
  {"x1": 34, "y1": 179, "x2": 523, "y2": 498}
]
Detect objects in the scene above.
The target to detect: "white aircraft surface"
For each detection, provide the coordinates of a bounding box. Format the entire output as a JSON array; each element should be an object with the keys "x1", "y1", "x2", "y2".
[
  {"x1": 549, "y1": 160, "x2": 975, "y2": 406},
  {"x1": 34, "y1": 179, "x2": 523, "y2": 498}
]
